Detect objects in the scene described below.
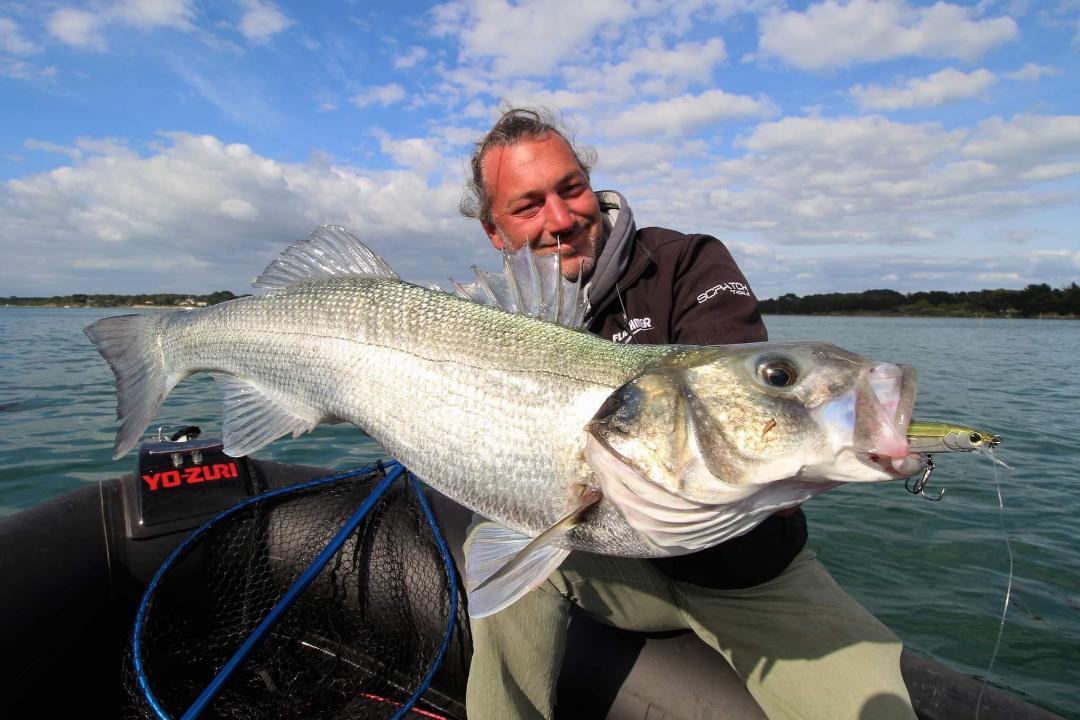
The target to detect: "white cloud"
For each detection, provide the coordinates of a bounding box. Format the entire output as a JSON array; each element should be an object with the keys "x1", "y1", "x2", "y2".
[
  {"x1": 0, "y1": 132, "x2": 479, "y2": 295},
  {"x1": 434, "y1": 0, "x2": 635, "y2": 77},
  {"x1": 394, "y1": 46, "x2": 429, "y2": 70},
  {"x1": 0, "y1": 16, "x2": 41, "y2": 55},
  {"x1": 850, "y1": 68, "x2": 997, "y2": 111},
  {"x1": 963, "y1": 114, "x2": 1080, "y2": 163},
  {"x1": 1019, "y1": 162, "x2": 1080, "y2": 182},
  {"x1": 238, "y1": 0, "x2": 292, "y2": 43},
  {"x1": 378, "y1": 135, "x2": 445, "y2": 173},
  {"x1": 758, "y1": 0, "x2": 1018, "y2": 70},
  {"x1": 24, "y1": 139, "x2": 83, "y2": 161},
  {"x1": 47, "y1": 8, "x2": 107, "y2": 51},
  {"x1": 44, "y1": 1, "x2": 195, "y2": 51},
  {"x1": 218, "y1": 197, "x2": 259, "y2": 220},
  {"x1": 167, "y1": 58, "x2": 281, "y2": 128},
  {"x1": 1004, "y1": 62, "x2": 1061, "y2": 82},
  {"x1": 607, "y1": 89, "x2": 777, "y2": 138},
  {"x1": 554, "y1": 37, "x2": 729, "y2": 104},
  {"x1": 113, "y1": 0, "x2": 195, "y2": 30},
  {"x1": 736, "y1": 115, "x2": 961, "y2": 163},
  {"x1": 351, "y1": 83, "x2": 407, "y2": 108},
  {"x1": 976, "y1": 272, "x2": 1021, "y2": 283},
  {"x1": 595, "y1": 111, "x2": 1080, "y2": 273},
  {"x1": 1, "y1": 58, "x2": 57, "y2": 81},
  {"x1": 614, "y1": 37, "x2": 728, "y2": 90}
]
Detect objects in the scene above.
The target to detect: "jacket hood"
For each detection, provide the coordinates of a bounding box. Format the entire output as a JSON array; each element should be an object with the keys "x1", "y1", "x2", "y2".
[{"x1": 586, "y1": 190, "x2": 636, "y2": 317}]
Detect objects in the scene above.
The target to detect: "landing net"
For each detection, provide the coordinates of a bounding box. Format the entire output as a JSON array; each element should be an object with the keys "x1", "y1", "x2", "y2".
[{"x1": 124, "y1": 462, "x2": 469, "y2": 719}]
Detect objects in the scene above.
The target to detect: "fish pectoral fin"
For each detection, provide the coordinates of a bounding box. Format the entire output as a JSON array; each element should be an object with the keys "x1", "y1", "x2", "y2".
[
  {"x1": 211, "y1": 374, "x2": 320, "y2": 457},
  {"x1": 465, "y1": 490, "x2": 600, "y2": 618}
]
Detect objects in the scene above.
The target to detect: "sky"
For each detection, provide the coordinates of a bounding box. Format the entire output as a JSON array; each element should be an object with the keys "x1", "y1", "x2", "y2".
[{"x1": 1, "y1": 0, "x2": 1078, "y2": 300}]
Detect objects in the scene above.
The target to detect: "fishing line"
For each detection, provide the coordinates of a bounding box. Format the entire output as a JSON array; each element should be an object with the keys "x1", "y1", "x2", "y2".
[
  {"x1": 974, "y1": 451, "x2": 1014, "y2": 720},
  {"x1": 613, "y1": 282, "x2": 637, "y2": 344}
]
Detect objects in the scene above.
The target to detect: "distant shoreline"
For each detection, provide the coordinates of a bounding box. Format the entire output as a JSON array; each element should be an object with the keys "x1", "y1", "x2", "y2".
[
  {"x1": 3, "y1": 304, "x2": 1076, "y2": 320},
  {"x1": 2, "y1": 304, "x2": 197, "y2": 310},
  {"x1": 762, "y1": 311, "x2": 1079, "y2": 320}
]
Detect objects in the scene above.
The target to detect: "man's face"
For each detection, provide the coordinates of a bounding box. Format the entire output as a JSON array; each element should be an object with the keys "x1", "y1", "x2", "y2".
[{"x1": 480, "y1": 132, "x2": 604, "y2": 282}]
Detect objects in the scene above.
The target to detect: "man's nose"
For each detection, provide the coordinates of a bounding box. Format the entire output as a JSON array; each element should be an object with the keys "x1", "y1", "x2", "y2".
[{"x1": 543, "y1": 195, "x2": 575, "y2": 235}]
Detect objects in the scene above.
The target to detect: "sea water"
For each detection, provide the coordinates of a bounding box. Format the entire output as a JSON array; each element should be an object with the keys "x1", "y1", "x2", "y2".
[{"x1": 1, "y1": 307, "x2": 1077, "y2": 718}]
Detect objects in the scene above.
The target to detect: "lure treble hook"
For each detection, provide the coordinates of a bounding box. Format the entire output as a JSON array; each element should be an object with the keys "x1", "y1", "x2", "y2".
[{"x1": 905, "y1": 454, "x2": 945, "y2": 502}]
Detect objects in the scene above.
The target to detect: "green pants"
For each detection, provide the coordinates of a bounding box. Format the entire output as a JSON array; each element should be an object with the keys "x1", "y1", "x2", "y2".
[{"x1": 466, "y1": 545, "x2": 915, "y2": 720}]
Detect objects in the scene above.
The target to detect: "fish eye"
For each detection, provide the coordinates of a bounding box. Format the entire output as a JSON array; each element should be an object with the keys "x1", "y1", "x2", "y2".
[
  {"x1": 970, "y1": 432, "x2": 983, "y2": 445},
  {"x1": 758, "y1": 359, "x2": 798, "y2": 388}
]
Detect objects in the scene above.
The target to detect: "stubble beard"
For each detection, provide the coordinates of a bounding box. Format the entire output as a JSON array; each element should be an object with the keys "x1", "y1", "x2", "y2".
[{"x1": 496, "y1": 217, "x2": 604, "y2": 283}]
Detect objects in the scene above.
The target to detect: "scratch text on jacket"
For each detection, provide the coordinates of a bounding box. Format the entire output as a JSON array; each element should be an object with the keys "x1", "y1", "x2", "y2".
[{"x1": 697, "y1": 281, "x2": 752, "y2": 304}]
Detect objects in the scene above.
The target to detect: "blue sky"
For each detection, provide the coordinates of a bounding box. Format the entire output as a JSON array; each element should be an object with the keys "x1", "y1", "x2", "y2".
[{"x1": 1, "y1": 0, "x2": 1078, "y2": 299}]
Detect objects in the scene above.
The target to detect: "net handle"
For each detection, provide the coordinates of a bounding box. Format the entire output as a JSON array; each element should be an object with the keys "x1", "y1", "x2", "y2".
[{"x1": 179, "y1": 461, "x2": 406, "y2": 719}]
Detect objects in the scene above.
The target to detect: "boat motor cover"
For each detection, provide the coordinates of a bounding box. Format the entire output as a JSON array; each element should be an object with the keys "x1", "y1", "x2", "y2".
[{"x1": 125, "y1": 437, "x2": 251, "y2": 539}]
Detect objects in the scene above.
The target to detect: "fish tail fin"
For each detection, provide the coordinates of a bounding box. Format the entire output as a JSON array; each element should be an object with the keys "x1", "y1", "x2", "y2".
[{"x1": 85, "y1": 314, "x2": 178, "y2": 459}]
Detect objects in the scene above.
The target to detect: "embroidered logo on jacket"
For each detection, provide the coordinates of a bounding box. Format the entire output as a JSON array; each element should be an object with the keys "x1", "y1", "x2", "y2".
[
  {"x1": 612, "y1": 316, "x2": 652, "y2": 343},
  {"x1": 697, "y1": 281, "x2": 752, "y2": 304}
]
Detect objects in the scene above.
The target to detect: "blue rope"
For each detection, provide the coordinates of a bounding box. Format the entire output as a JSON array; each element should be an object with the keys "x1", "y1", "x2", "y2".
[
  {"x1": 390, "y1": 474, "x2": 460, "y2": 720},
  {"x1": 133, "y1": 460, "x2": 400, "y2": 720}
]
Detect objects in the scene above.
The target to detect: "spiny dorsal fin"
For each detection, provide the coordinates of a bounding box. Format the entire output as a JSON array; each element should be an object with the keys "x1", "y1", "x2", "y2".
[
  {"x1": 253, "y1": 225, "x2": 398, "y2": 289},
  {"x1": 448, "y1": 243, "x2": 587, "y2": 329}
]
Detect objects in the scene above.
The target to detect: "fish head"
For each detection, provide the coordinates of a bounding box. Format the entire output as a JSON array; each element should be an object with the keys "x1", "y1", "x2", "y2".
[{"x1": 584, "y1": 342, "x2": 923, "y2": 550}]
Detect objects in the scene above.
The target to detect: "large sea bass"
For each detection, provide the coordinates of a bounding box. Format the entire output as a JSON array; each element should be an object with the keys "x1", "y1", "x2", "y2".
[{"x1": 87, "y1": 227, "x2": 922, "y2": 616}]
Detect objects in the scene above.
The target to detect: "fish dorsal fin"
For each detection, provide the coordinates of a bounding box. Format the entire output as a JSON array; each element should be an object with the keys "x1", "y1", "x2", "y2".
[
  {"x1": 253, "y1": 225, "x2": 398, "y2": 289},
  {"x1": 449, "y1": 243, "x2": 587, "y2": 329},
  {"x1": 464, "y1": 489, "x2": 599, "y2": 617},
  {"x1": 211, "y1": 374, "x2": 322, "y2": 457}
]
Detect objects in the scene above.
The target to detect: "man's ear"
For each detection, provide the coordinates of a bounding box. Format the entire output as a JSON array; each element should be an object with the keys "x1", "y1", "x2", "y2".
[{"x1": 482, "y1": 220, "x2": 505, "y2": 250}]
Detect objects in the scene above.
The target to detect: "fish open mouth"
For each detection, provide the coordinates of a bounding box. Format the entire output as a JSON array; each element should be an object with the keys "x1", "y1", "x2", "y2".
[{"x1": 856, "y1": 363, "x2": 924, "y2": 477}]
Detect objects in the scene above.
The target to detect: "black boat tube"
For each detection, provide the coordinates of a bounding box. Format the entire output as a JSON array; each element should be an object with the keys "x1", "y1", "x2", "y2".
[{"x1": 0, "y1": 459, "x2": 1064, "y2": 720}]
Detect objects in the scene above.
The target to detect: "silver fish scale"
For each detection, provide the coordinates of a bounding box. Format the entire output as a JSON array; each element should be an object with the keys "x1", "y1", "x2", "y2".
[{"x1": 159, "y1": 277, "x2": 668, "y2": 547}]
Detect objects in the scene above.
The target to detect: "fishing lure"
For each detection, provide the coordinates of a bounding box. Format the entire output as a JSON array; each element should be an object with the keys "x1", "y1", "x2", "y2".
[
  {"x1": 904, "y1": 418, "x2": 1008, "y2": 501},
  {"x1": 906, "y1": 418, "x2": 1003, "y2": 454}
]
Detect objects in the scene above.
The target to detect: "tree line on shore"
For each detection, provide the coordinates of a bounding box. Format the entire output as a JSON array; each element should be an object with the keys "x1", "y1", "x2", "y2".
[
  {"x1": 758, "y1": 283, "x2": 1080, "y2": 318},
  {"x1": 6, "y1": 283, "x2": 1079, "y2": 318},
  {"x1": 4, "y1": 291, "x2": 240, "y2": 307}
]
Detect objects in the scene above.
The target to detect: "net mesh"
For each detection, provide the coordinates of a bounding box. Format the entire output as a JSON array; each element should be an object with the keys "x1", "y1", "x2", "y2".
[{"x1": 124, "y1": 465, "x2": 470, "y2": 719}]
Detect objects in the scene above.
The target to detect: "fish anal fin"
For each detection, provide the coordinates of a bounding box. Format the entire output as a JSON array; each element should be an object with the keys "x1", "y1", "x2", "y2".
[
  {"x1": 211, "y1": 374, "x2": 320, "y2": 457},
  {"x1": 465, "y1": 489, "x2": 600, "y2": 618}
]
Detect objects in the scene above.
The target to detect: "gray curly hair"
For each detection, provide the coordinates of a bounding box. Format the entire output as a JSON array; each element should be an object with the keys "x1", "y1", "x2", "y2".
[{"x1": 460, "y1": 107, "x2": 597, "y2": 225}]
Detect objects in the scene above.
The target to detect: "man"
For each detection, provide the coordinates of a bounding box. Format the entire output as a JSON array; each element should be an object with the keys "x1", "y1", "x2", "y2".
[{"x1": 460, "y1": 108, "x2": 915, "y2": 720}]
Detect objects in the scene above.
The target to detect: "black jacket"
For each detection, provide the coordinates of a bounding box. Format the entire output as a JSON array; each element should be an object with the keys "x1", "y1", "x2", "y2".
[{"x1": 586, "y1": 227, "x2": 808, "y2": 589}]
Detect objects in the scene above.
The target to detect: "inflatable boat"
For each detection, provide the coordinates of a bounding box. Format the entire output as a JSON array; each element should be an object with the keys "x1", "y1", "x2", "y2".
[{"x1": 0, "y1": 434, "x2": 1061, "y2": 720}]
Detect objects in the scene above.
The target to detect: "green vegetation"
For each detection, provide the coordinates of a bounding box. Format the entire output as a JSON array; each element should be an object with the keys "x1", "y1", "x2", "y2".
[
  {"x1": 759, "y1": 283, "x2": 1080, "y2": 318},
  {"x1": 3, "y1": 291, "x2": 240, "y2": 308}
]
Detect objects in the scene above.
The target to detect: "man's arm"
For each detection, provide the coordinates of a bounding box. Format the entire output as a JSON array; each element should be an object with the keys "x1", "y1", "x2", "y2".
[{"x1": 669, "y1": 234, "x2": 768, "y2": 346}]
